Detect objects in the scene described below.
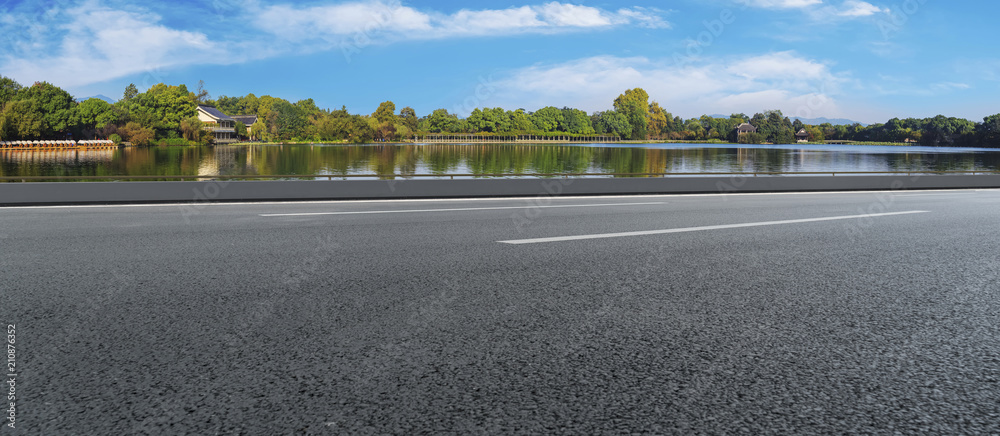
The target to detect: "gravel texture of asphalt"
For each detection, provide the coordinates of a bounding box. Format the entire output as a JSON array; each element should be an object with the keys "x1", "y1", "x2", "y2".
[{"x1": 2, "y1": 189, "x2": 999, "y2": 434}]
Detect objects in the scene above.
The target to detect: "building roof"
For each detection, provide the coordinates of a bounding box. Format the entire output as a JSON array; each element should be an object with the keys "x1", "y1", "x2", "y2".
[
  {"x1": 796, "y1": 128, "x2": 810, "y2": 137},
  {"x1": 231, "y1": 115, "x2": 258, "y2": 125},
  {"x1": 198, "y1": 105, "x2": 234, "y2": 121},
  {"x1": 736, "y1": 123, "x2": 757, "y2": 132}
]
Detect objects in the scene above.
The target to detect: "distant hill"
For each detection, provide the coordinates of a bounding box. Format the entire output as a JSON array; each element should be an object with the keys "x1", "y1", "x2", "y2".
[
  {"x1": 791, "y1": 117, "x2": 867, "y2": 127},
  {"x1": 77, "y1": 95, "x2": 116, "y2": 104},
  {"x1": 708, "y1": 114, "x2": 867, "y2": 126}
]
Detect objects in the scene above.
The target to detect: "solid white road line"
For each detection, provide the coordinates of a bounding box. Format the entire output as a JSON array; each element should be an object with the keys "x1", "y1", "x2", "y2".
[
  {"x1": 498, "y1": 210, "x2": 931, "y2": 245},
  {"x1": 259, "y1": 202, "x2": 666, "y2": 217}
]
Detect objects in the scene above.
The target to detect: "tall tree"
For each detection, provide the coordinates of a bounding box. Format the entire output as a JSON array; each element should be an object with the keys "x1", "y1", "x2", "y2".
[
  {"x1": 529, "y1": 107, "x2": 563, "y2": 132},
  {"x1": 250, "y1": 119, "x2": 267, "y2": 141},
  {"x1": 0, "y1": 76, "x2": 23, "y2": 107},
  {"x1": 373, "y1": 101, "x2": 397, "y2": 124},
  {"x1": 0, "y1": 99, "x2": 46, "y2": 140},
  {"x1": 195, "y1": 80, "x2": 211, "y2": 104},
  {"x1": 613, "y1": 88, "x2": 650, "y2": 140},
  {"x1": 399, "y1": 107, "x2": 418, "y2": 132},
  {"x1": 508, "y1": 109, "x2": 533, "y2": 132},
  {"x1": 425, "y1": 109, "x2": 461, "y2": 133},
  {"x1": 16, "y1": 81, "x2": 78, "y2": 137},
  {"x1": 978, "y1": 114, "x2": 1000, "y2": 147},
  {"x1": 123, "y1": 83, "x2": 139, "y2": 102},
  {"x1": 648, "y1": 102, "x2": 670, "y2": 139},
  {"x1": 595, "y1": 111, "x2": 632, "y2": 139},
  {"x1": 76, "y1": 98, "x2": 113, "y2": 137},
  {"x1": 560, "y1": 107, "x2": 595, "y2": 134}
]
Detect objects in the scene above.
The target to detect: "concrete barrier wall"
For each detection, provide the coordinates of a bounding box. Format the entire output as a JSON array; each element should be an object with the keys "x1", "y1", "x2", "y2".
[{"x1": 2, "y1": 175, "x2": 1000, "y2": 205}]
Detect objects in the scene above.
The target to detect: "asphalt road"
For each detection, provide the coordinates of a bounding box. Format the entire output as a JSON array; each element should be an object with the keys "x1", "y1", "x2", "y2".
[{"x1": 2, "y1": 190, "x2": 1000, "y2": 434}]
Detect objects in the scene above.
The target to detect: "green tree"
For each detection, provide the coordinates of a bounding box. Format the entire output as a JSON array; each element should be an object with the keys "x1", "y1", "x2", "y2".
[
  {"x1": 215, "y1": 95, "x2": 242, "y2": 115},
  {"x1": 119, "y1": 121, "x2": 155, "y2": 146},
  {"x1": 180, "y1": 116, "x2": 205, "y2": 142},
  {"x1": 123, "y1": 83, "x2": 139, "y2": 102},
  {"x1": 978, "y1": 114, "x2": 1000, "y2": 147},
  {"x1": 595, "y1": 111, "x2": 632, "y2": 139},
  {"x1": 560, "y1": 107, "x2": 595, "y2": 135},
  {"x1": 250, "y1": 119, "x2": 267, "y2": 141},
  {"x1": 508, "y1": 109, "x2": 533, "y2": 132},
  {"x1": 373, "y1": 101, "x2": 397, "y2": 124},
  {"x1": 399, "y1": 107, "x2": 418, "y2": 132},
  {"x1": 346, "y1": 115, "x2": 375, "y2": 143},
  {"x1": 648, "y1": 102, "x2": 670, "y2": 139},
  {"x1": 16, "y1": 81, "x2": 78, "y2": 137},
  {"x1": 614, "y1": 88, "x2": 650, "y2": 140},
  {"x1": 0, "y1": 76, "x2": 22, "y2": 107},
  {"x1": 125, "y1": 83, "x2": 197, "y2": 137},
  {"x1": 530, "y1": 107, "x2": 563, "y2": 132},
  {"x1": 195, "y1": 80, "x2": 212, "y2": 105},
  {"x1": 268, "y1": 100, "x2": 308, "y2": 141},
  {"x1": 425, "y1": 109, "x2": 461, "y2": 133},
  {"x1": 0, "y1": 99, "x2": 47, "y2": 140},
  {"x1": 76, "y1": 98, "x2": 113, "y2": 132}
]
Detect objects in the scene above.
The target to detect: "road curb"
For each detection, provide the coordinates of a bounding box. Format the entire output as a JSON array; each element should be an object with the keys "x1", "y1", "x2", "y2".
[{"x1": 2, "y1": 175, "x2": 1000, "y2": 206}]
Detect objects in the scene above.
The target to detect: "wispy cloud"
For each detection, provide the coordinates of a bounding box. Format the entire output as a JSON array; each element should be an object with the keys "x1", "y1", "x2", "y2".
[
  {"x1": 0, "y1": 0, "x2": 671, "y2": 89},
  {"x1": 743, "y1": 0, "x2": 823, "y2": 9},
  {"x1": 870, "y1": 74, "x2": 973, "y2": 97},
  {"x1": 0, "y1": 2, "x2": 229, "y2": 89},
  {"x1": 251, "y1": 1, "x2": 670, "y2": 43},
  {"x1": 742, "y1": 0, "x2": 889, "y2": 20},
  {"x1": 489, "y1": 52, "x2": 851, "y2": 119},
  {"x1": 835, "y1": 0, "x2": 887, "y2": 17}
]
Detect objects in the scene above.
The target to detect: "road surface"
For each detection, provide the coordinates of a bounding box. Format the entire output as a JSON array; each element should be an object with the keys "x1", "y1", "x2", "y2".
[{"x1": 2, "y1": 189, "x2": 999, "y2": 434}]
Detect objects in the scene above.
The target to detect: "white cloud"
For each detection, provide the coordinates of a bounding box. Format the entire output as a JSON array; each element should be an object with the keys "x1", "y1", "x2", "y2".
[
  {"x1": 254, "y1": 2, "x2": 433, "y2": 41},
  {"x1": 0, "y1": 1, "x2": 670, "y2": 91},
  {"x1": 836, "y1": 0, "x2": 887, "y2": 16},
  {"x1": 868, "y1": 75, "x2": 972, "y2": 97},
  {"x1": 0, "y1": 2, "x2": 226, "y2": 89},
  {"x1": 742, "y1": 0, "x2": 823, "y2": 9},
  {"x1": 252, "y1": 1, "x2": 670, "y2": 42},
  {"x1": 743, "y1": 0, "x2": 889, "y2": 20},
  {"x1": 727, "y1": 51, "x2": 832, "y2": 81},
  {"x1": 489, "y1": 53, "x2": 850, "y2": 119}
]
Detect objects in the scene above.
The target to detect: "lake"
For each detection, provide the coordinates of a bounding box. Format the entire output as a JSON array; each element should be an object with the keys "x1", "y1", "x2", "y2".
[{"x1": 2, "y1": 143, "x2": 999, "y2": 180}]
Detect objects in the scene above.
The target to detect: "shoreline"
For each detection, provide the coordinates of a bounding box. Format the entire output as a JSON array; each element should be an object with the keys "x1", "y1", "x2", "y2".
[{"x1": 228, "y1": 140, "x2": 914, "y2": 147}]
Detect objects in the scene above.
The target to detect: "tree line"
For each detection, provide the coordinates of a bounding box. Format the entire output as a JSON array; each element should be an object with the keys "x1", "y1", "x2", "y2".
[{"x1": 2, "y1": 76, "x2": 999, "y2": 148}]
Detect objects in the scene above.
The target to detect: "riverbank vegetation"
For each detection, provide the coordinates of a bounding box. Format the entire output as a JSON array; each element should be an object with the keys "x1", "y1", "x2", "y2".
[{"x1": 2, "y1": 76, "x2": 999, "y2": 148}]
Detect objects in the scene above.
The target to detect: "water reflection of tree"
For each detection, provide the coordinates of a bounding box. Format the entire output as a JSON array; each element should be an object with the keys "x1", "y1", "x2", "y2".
[
  {"x1": 423, "y1": 145, "x2": 465, "y2": 175},
  {"x1": 594, "y1": 148, "x2": 648, "y2": 175},
  {"x1": 5, "y1": 145, "x2": 1000, "y2": 179},
  {"x1": 394, "y1": 145, "x2": 419, "y2": 176}
]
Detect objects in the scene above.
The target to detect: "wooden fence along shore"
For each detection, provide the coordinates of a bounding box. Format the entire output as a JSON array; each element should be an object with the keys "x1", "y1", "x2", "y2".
[
  {"x1": 415, "y1": 134, "x2": 622, "y2": 143},
  {"x1": 0, "y1": 140, "x2": 118, "y2": 150}
]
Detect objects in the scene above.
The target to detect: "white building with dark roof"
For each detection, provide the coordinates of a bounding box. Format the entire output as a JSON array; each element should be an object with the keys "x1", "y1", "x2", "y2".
[
  {"x1": 197, "y1": 105, "x2": 237, "y2": 144},
  {"x1": 735, "y1": 123, "x2": 758, "y2": 136},
  {"x1": 231, "y1": 115, "x2": 259, "y2": 140}
]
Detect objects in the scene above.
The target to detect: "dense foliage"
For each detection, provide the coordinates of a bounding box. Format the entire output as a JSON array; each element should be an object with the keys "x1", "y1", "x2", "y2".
[{"x1": 1, "y1": 76, "x2": 1000, "y2": 148}]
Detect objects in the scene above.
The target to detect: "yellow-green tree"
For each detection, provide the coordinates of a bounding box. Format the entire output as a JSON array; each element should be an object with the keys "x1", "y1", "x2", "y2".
[{"x1": 614, "y1": 88, "x2": 650, "y2": 140}]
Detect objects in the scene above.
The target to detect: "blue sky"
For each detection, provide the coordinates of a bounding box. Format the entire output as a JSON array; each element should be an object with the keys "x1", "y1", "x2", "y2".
[{"x1": 1, "y1": 0, "x2": 997, "y2": 123}]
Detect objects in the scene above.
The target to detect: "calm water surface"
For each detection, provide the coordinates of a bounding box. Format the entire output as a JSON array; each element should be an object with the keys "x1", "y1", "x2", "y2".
[{"x1": 2, "y1": 143, "x2": 999, "y2": 180}]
